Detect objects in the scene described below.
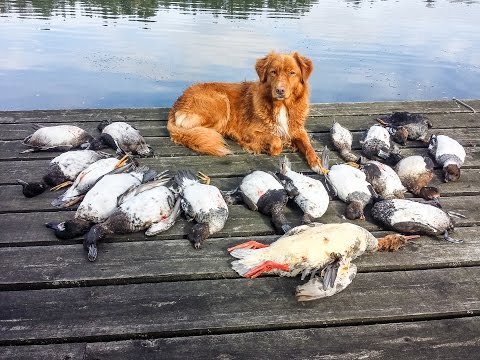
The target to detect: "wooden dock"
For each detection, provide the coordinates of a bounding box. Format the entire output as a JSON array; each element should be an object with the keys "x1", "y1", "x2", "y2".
[{"x1": 1, "y1": 100, "x2": 479, "y2": 359}]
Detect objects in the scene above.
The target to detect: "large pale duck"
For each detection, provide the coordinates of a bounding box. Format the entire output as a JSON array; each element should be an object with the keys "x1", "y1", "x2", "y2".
[
  {"x1": 175, "y1": 170, "x2": 229, "y2": 249},
  {"x1": 360, "y1": 124, "x2": 402, "y2": 165},
  {"x1": 394, "y1": 155, "x2": 440, "y2": 200},
  {"x1": 84, "y1": 177, "x2": 179, "y2": 261},
  {"x1": 428, "y1": 134, "x2": 466, "y2": 182},
  {"x1": 17, "y1": 150, "x2": 110, "y2": 198},
  {"x1": 371, "y1": 199, "x2": 461, "y2": 243},
  {"x1": 277, "y1": 156, "x2": 329, "y2": 223},
  {"x1": 228, "y1": 222, "x2": 417, "y2": 301},
  {"x1": 330, "y1": 121, "x2": 360, "y2": 162},
  {"x1": 46, "y1": 167, "x2": 158, "y2": 240},
  {"x1": 98, "y1": 120, "x2": 152, "y2": 156},
  {"x1": 377, "y1": 112, "x2": 432, "y2": 144},
  {"x1": 21, "y1": 124, "x2": 102, "y2": 153}
]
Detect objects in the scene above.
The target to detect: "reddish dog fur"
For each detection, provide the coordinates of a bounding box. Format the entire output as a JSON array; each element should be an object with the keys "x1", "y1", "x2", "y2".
[{"x1": 167, "y1": 51, "x2": 322, "y2": 172}]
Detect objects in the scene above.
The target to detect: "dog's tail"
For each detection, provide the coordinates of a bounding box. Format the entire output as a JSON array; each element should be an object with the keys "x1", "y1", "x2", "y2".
[{"x1": 167, "y1": 122, "x2": 232, "y2": 156}]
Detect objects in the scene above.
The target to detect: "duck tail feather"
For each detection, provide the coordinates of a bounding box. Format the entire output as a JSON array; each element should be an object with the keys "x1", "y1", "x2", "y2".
[
  {"x1": 230, "y1": 248, "x2": 257, "y2": 259},
  {"x1": 231, "y1": 258, "x2": 263, "y2": 277},
  {"x1": 174, "y1": 170, "x2": 197, "y2": 188}
]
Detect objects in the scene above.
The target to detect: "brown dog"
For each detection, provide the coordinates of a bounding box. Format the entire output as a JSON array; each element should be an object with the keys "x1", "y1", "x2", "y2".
[{"x1": 167, "y1": 51, "x2": 322, "y2": 172}]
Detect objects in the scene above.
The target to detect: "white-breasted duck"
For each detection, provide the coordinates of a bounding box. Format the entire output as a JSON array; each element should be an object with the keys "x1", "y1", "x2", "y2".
[
  {"x1": 51, "y1": 155, "x2": 132, "y2": 208},
  {"x1": 84, "y1": 177, "x2": 179, "y2": 261},
  {"x1": 236, "y1": 170, "x2": 298, "y2": 234},
  {"x1": 17, "y1": 150, "x2": 110, "y2": 198},
  {"x1": 98, "y1": 120, "x2": 152, "y2": 157},
  {"x1": 359, "y1": 160, "x2": 406, "y2": 200},
  {"x1": 277, "y1": 156, "x2": 329, "y2": 223},
  {"x1": 46, "y1": 167, "x2": 158, "y2": 240},
  {"x1": 394, "y1": 155, "x2": 440, "y2": 200},
  {"x1": 228, "y1": 222, "x2": 417, "y2": 301},
  {"x1": 428, "y1": 134, "x2": 466, "y2": 182},
  {"x1": 322, "y1": 147, "x2": 374, "y2": 220},
  {"x1": 175, "y1": 170, "x2": 229, "y2": 249},
  {"x1": 330, "y1": 121, "x2": 361, "y2": 163},
  {"x1": 377, "y1": 112, "x2": 432, "y2": 144},
  {"x1": 21, "y1": 124, "x2": 103, "y2": 153},
  {"x1": 360, "y1": 124, "x2": 402, "y2": 165},
  {"x1": 371, "y1": 199, "x2": 462, "y2": 243}
]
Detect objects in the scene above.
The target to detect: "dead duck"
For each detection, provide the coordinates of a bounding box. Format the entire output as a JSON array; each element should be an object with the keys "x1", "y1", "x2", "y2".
[
  {"x1": 235, "y1": 170, "x2": 298, "y2": 234},
  {"x1": 84, "y1": 177, "x2": 179, "y2": 262},
  {"x1": 322, "y1": 147, "x2": 374, "y2": 220},
  {"x1": 377, "y1": 112, "x2": 432, "y2": 144},
  {"x1": 17, "y1": 150, "x2": 110, "y2": 198},
  {"x1": 394, "y1": 155, "x2": 440, "y2": 200},
  {"x1": 228, "y1": 222, "x2": 417, "y2": 301},
  {"x1": 46, "y1": 167, "x2": 158, "y2": 240},
  {"x1": 371, "y1": 199, "x2": 461, "y2": 243},
  {"x1": 330, "y1": 121, "x2": 360, "y2": 162},
  {"x1": 21, "y1": 124, "x2": 103, "y2": 153},
  {"x1": 51, "y1": 155, "x2": 132, "y2": 208},
  {"x1": 277, "y1": 156, "x2": 329, "y2": 223},
  {"x1": 98, "y1": 120, "x2": 152, "y2": 156},
  {"x1": 360, "y1": 124, "x2": 402, "y2": 165},
  {"x1": 359, "y1": 160, "x2": 406, "y2": 199},
  {"x1": 175, "y1": 170, "x2": 229, "y2": 249},
  {"x1": 428, "y1": 134, "x2": 466, "y2": 182}
]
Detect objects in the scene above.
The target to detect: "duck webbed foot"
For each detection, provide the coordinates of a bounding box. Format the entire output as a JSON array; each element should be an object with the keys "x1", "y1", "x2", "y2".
[
  {"x1": 243, "y1": 260, "x2": 289, "y2": 279},
  {"x1": 50, "y1": 181, "x2": 73, "y2": 192},
  {"x1": 227, "y1": 240, "x2": 269, "y2": 252},
  {"x1": 197, "y1": 171, "x2": 211, "y2": 185},
  {"x1": 377, "y1": 234, "x2": 420, "y2": 251},
  {"x1": 443, "y1": 230, "x2": 463, "y2": 244}
]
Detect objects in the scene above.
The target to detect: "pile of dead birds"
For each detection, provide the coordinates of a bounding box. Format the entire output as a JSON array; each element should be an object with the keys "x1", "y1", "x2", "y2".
[{"x1": 17, "y1": 112, "x2": 467, "y2": 302}]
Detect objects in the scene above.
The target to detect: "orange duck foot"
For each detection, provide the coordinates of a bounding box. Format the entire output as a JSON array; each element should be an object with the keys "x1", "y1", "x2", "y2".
[
  {"x1": 227, "y1": 240, "x2": 269, "y2": 252},
  {"x1": 244, "y1": 261, "x2": 289, "y2": 279}
]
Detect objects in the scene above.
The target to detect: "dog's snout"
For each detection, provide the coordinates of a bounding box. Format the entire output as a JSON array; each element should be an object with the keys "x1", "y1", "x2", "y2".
[{"x1": 275, "y1": 87, "x2": 285, "y2": 96}]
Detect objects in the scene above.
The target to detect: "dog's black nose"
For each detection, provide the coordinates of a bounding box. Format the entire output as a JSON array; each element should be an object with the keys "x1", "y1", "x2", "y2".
[{"x1": 276, "y1": 87, "x2": 285, "y2": 96}]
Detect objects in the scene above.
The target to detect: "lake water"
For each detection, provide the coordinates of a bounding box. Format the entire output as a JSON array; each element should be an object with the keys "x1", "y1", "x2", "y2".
[{"x1": 1, "y1": 0, "x2": 479, "y2": 110}]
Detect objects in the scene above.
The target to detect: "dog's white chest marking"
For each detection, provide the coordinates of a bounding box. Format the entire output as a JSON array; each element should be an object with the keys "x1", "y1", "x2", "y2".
[{"x1": 276, "y1": 105, "x2": 289, "y2": 138}]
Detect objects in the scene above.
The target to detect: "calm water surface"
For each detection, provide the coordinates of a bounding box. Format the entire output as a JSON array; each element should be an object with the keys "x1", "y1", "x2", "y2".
[{"x1": 1, "y1": 0, "x2": 479, "y2": 110}]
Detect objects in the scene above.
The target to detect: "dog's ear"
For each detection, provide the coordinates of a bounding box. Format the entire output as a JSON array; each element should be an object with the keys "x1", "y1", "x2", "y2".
[
  {"x1": 255, "y1": 53, "x2": 273, "y2": 83},
  {"x1": 293, "y1": 52, "x2": 313, "y2": 83}
]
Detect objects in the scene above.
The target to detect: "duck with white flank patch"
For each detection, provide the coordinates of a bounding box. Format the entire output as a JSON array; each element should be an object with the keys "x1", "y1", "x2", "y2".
[
  {"x1": 84, "y1": 177, "x2": 179, "y2": 262},
  {"x1": 228, "y1": 222, "x2": 418, "y2": 301},
  {"x1": 394, "y1": 155, "x2": 440, "y2": 200},
  {"x1": 428, "y1": 134, "x2": 466, "y2": 182},
  {"x1": 359, "y1": 160, "x2": 406, "y2": 200},
  {"x1": 98, "y1": 120, "x2": 152, "y2": 156},
  {"x1": 46, "y1": 167, "x2": 159, "y2": 241},
  {"x1": 175, "y1": 170, "x2": 229, "y2": 249},
  {"x1": 330, "y1": 121, "x2": 360, "y2": 163},
  {"x1": 371, "y1": 199, "x2": 462, "y2": 243},
  {"x1": 321, "y1": 147, "x2": 374, "y2": 220},
  {"x1": 51, "y1": 155, "x2": 132, "y2": 208},
  {"x1": 17, "y1": 150, "x2": 111, "y2": 198},
  {"x1": 277, "y1": 156, "x2": 329, "y2": 223},
  {"x1": 377, "y1": 112, "x2": 432, "y2": 145},
  {"x1": 21, "y1": 124, "x2": 103, "y2": 153},
  {"x1": 360, "y1": 124, "x2": 402, "y2": 165},
  {"x1": 234, "y1": 170, "x2": 298, "y2": 234}
]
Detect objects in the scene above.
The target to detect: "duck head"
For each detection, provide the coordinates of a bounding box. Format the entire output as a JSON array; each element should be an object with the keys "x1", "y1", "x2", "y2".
[
  {"x1": 444, "y1": 164, "x2": 461, "y2": 182},
  {"x1": 46, "y1": 219, "x2": 92, "y2": 240},
  {"x1": 391, "y1": 126, "x2": 408, "y2": 145},
  {"x1": 188, "y1": 223, "x2": 210, "y2": 249},
  {"x1": 345, "y1": 201, "x2": 365, "y2": 220},
  {"x1": 17, "y1": 179, "x2": 47, "y2": 198},
  {"x1": 419, "y1": 186, "x2": 440, "y2": 201},
  {"x1": 84, "y1": 225, "x2": 105, "y2": 262}
]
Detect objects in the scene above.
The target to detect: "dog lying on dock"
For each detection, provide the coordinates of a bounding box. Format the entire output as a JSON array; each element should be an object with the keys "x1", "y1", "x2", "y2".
[{"x1": 167, "y1": 51, "x2": 323, "y2": 173}]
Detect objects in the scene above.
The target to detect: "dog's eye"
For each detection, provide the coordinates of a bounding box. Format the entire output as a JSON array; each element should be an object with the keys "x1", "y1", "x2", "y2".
[
  {"x1": 289, "y1": 71, "x2": 296, "y2": 76},
  {"x1": 270, "y1": 70, "x2": 277, "y2": 76}
]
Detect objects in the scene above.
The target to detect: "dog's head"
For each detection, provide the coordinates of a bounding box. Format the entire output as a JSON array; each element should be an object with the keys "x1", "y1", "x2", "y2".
[{"x1": 255, "y1": 51, "x2": 313, "y2": 101}]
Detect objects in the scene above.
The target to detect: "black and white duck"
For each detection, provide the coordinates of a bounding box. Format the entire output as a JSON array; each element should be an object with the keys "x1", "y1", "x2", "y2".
[
  {"x1": 359, "y1": 160, "x2": 406, "y2": 200},
  {"x1": 277, "y1": 156, "x2": 329, "y2": 223},
  {"x1": 17, "y1": 150, "x2": 110, "y2": 198},
  {"x1": 175, "y1": 170, "x2": 229, "y2": 249},
  {"x1": 377, "y1": 112, "x2": 432, "y2": 144},
  {"x1": 46, "y1": 167, "x2": 158, "y2": 240},
  {"x1": 84, "y1": 177, "x2": 179, "y2": 261},
  {"x1": 322, "y1": 147, "x2": 374, "y2": 220},
  {"x1": 394, "y1": 155, "x2": 440, "y2": 200},
  {"x1": 360, "y1": 124, "x2": 402, "y2": 165},
  {"x1": 428, "y1": 134, "x2": 466, "y2": 182},
  {"x1": 228, "y1": 222, "x2": 417, "y2": 301},
  {"x1": 371, "y1": 199, "x2": 461, "y2": 243},
  {"x1": 235, "y1": 170, "x2": 298, "y2": 234},
  {"x1": 21, "y1": 124, "x2": 102, "y2": 153},
  {"x1": 51, "y1": 155, "x2": 132, "y2": 208},
  {"x1": 98, "y1": 120, "x2": 152, "y2": 157},
  {"x1": 330, "y1": 121, "x2": 360, "y2": 163}
]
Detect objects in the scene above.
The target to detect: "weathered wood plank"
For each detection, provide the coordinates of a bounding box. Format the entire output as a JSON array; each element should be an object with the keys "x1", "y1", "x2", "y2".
[
  {"x1": 0, "y1": 226, "x2": 477, "y2": 289},
  {"x1": 5, "y1": 317, "x2": 478, "y2": 360},
  {"x1": 0, "y1": 267, "x2": 479, "y2": 344}
]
